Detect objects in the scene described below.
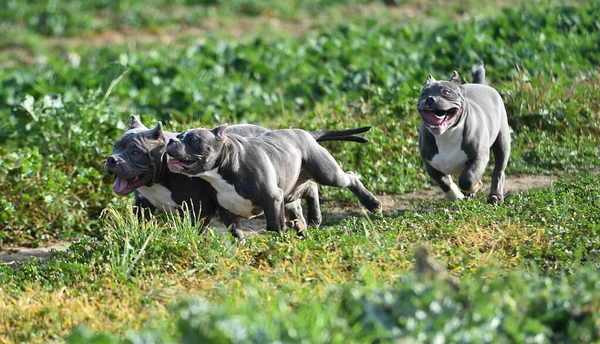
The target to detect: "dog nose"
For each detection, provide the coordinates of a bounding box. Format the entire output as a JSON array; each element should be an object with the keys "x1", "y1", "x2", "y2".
[
  {"x1": 168, "y1": 139, "x2": 176, "y2": 145},
  {"x1": 107, "y1": 156, "x2": 118, "y2": 165},
  {"x1": 426, "y1": 96, "x2": 435, "y2": 104}
]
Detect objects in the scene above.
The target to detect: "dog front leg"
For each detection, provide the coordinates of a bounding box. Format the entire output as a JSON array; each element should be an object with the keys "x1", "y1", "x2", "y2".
[
  {"x1": 458, "y1": 156, "x2": 489, "y2": 197},
  {"x1": 424, "y1": 161, "x2": 464, "y2": 202},
  {"x1": 284, "y1": 200, "x2": 308, "y2": 229},
  {"x1": 218, "y1": 207, "x2": 244, "y2": 238}
]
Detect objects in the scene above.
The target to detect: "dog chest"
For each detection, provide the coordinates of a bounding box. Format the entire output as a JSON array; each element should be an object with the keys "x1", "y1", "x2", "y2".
[
  {"x1": 196, "y1": 169, "x2": 260, "y2": 219},
  {"x1": 428, "y1": 129, "x2": 468, "y2": 176},
  {"x1": 138, "y1": 185, "x2": 179, "y2": 212}
]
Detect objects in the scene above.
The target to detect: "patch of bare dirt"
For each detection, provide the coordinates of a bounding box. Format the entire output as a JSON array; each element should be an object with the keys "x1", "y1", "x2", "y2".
[
  {"x1": 376, "y1": 173, "x2": 558, "y2": 212},
  {"x1": 0, "y1": 174, "x2": 558, "y2": 266},
  {"x1": 0, "y1": 241, "x2": 72, "y2": 269},
  {"x1": 319, "y1": 174, "x2": 558, "y2": 225}
]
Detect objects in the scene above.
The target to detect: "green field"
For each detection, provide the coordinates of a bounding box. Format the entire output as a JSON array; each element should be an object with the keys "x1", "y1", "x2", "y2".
[{"x1": 1, "y1": 0, "x2": 599, "y2": 342}]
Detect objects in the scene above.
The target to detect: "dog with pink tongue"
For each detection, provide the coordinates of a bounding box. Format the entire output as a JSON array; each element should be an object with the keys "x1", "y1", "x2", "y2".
[
  {"x1": 417, "y1": 63, "x2": 510, "y2": 204},
  {"x1": 104, "y1": 116, "x2": 372, "y2": 235}
]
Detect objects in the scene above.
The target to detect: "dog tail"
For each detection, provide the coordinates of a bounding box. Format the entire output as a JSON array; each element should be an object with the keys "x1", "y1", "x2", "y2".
[
  {"x1": 472, "y1": 61, "x2": 486, "y2": 85},
  {"x1": 310, "y1": 126, "x2": 372, "y2": 143}
]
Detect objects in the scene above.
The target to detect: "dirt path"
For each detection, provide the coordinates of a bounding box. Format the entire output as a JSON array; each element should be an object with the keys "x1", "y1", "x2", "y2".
[{"x1": 0, "y1": 174, "x2": 557, "y2": 267}]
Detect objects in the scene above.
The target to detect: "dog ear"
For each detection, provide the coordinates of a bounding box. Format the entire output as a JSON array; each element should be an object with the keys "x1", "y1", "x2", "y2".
[
  {"x1": 128, "y1": 115, "x2": 147, "y2": 130},
  {"x1": 150, "y1": 122, "x2": 164, "y2": 140},
  {"x1": 449, "y1": 71, "x2": 461, "y2": 84},
  {"x1": 425, "y1": 74, "x2": 436, "y2": 85},
  {"x1": 213, "y1": 124, "x2": 228, "y2": 141}
]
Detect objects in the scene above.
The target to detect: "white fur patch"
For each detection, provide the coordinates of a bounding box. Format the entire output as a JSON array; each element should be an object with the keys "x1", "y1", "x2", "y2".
[
  {"x1": 138, "y1": 185, "x2": 179, "y2": 212},
  {"x1": 195, "y1": 169, "x2": 259, "y2": 218},
  {"x1": 444, "y1": 182, "x2": 465, "y2": 202},
  {"x1": 428, "y1": 123, "x2": 468, "y2": 176}
]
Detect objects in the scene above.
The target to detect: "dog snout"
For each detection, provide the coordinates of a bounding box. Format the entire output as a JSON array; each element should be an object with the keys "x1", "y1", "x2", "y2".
[
  {"x1": 168, "y1": 138, "x2": 183, "y2": 149},
  {"x1": 167, "y1": 139, "x2": 182, "y2": 156},
  {"x1": 107, "y1": 156, "x2": 120, "y2": 165},
  {"x1": 425, "y1": 96, "x2": 435, "y2": 104},
  {"x1": 104, "y1": 156, "x2": 120, "y2": 174}
]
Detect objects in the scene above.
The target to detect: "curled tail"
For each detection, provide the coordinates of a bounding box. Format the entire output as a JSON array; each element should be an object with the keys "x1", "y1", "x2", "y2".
[
  {"x1": 472, "y1": 61, "x2": 486, "y2": 85},
  {"x1": 310, "y1": 126, "x2": 372, "y2": 143}
]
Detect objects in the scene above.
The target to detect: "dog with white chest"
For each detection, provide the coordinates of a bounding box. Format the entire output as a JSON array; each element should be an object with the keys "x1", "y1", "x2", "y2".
[
  {"x1": 417, "y1": 64, "x2": 511, "y2": 204},
  {"x1": 105, "y1": 116, "x2": 374, "y2": 235},
  {"x1": 166, "y1": 125, "x2": 382, "y2": 235}
]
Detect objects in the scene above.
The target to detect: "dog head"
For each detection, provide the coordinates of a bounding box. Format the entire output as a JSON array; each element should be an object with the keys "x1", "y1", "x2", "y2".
[
  {"x1": 417, "y1": 71, "x2": 466, "y2": 135},
  {"x1": 104, "y1": 116, "x2": 167, "y2": 195},
  {"x1": 166, "y1": 124, "x2": 228, "y2": 176}
]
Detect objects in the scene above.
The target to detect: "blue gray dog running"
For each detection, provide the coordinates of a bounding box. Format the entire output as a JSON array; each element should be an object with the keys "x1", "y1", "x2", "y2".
[
  {"x1": 417, "y1": 62, "x2": 510, "y2": 204},
  {"x1": 166, "y1": 125, "x2": 382, "y2": 235},
  {"x1": 105, "y1": 116, "x2": 373, "y2": 234}
]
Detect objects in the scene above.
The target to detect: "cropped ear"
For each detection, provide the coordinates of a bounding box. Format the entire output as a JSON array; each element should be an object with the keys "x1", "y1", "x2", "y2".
[
  {"x1": 212, "y1": 124, "x2": 228, "y2": 141},
  {"x1": 150, "y1": 122, "x2": 164, "y2": 140},
  {"x1": 128, "y1": 115, "x2": 147, "y2": 130},
  {"x1": 449, "y1": 71, "x2": 461, "y2": 84},
  {"x1": 425, "y1": 74, "x2": 436, "y2": 85}
]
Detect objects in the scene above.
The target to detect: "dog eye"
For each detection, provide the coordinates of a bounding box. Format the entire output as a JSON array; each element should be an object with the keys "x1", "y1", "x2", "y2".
[
  {"x1": 132, "y1": 150, "x2": 141, "y2": 156},
  {"x1": 442, "y1": 89, "x2": 452, "y2": 96},
  {"x1": 189, "y1": 138, "x2": 198, "y2": 143}
]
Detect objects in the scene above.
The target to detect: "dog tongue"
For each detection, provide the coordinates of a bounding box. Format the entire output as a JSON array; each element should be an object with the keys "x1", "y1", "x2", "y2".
[
  {"x1": 167, "y1": 160, "x2": 184, "y2": 172},
  {"x1": 113, "y1": 177, "x2": 129, "y2": 193},
  {"x1": 420, "y1": 111, "x2": 446, "y2": 125}
]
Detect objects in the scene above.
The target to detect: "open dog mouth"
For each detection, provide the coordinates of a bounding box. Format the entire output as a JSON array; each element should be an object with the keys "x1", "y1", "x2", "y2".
[
  {"x1": 112, "y1": 172, "x2": 152, "y2": 196},
  {"x1": 419, "y1": 108, "x2": 460, "y2": 132},
  {"x1": 167, "y1": 157, "x2": 198, "y2": 173}
]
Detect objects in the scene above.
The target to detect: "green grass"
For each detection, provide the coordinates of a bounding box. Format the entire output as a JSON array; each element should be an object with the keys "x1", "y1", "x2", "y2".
[
  {"x1": 1, "y1": 0, "x2": 599, "y2": 342},
  {"x1": 1, "y1": 1, "x2": 598, "y2": 245},
  {"x1": 1, "y1": 175, "x2": 599, "y2": 342}
]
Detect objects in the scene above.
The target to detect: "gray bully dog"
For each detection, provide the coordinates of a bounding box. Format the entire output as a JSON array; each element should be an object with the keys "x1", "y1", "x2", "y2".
[
  {"x1": 165, "y1": 125, "x2": 382, "y2": 234},
  {"x1": 105, "y1": 116, "x2": 372, "y2": 233},
  {"x1": 417, "y1": 62, "x2": 510, "y2": 204}
]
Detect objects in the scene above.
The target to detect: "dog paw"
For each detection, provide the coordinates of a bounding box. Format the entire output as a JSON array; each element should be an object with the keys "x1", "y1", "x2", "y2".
[
  {"x1": 472, "y1": 180, "x2": 484, "y2": 193},
  {"x1": 367, "y1": 198, "x2": 383, "y2": 213},
  {"x1": 285, "y1": 219, "x2": 307, "y2": 237},
  {"x1": 445, "y1": 187, "x2": 465, "y2": 202},
  {"x1": 487, "y1": 194, "x2": 504, "y2": 204},
  {"x1": 307, "y1": 217, "x2": 322, "y2": 230},
  {"x1": 464, "y1": 180, "x2": 484, "y2": 194}
]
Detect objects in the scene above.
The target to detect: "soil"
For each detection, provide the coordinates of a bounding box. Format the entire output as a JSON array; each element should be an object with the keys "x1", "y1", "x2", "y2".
[{"x1": 0, "y1": 174, "x2": 557, "y2": 268}]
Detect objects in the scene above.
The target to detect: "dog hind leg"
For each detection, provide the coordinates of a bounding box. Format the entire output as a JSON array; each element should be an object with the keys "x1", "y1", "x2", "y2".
[
  {"x1": 301, "y1": 181, "x2": 322, "y2": 229},
  {"x1": 488, "y1": 129, "x2": 510, "y2": 204},
  {"x1": 303, "y1": 147, "x2": 382, "y2": 213}
]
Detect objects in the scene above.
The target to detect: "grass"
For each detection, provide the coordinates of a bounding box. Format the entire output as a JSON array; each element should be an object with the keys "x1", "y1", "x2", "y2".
[
  {"x1": 1, "y1": 1, "x2": 598, "y2": 244},
  {"x1": 1, "y1": 175, "x2": 599, "y2": 342},
  {"x1": 0, "y1": 0, "x2": 599, "y2": 342}
]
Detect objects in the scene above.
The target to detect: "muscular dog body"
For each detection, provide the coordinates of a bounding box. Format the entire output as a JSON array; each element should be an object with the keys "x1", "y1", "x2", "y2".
[
  {"x1": 105, "y1": 117, "x2": 371, "y2": 231},
  {"x1": 166, "y1": 126, "x2": 382, "y2": 235},
  {"x1": 417, "y1": 64, "x2": 510, "y2": 204}
]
